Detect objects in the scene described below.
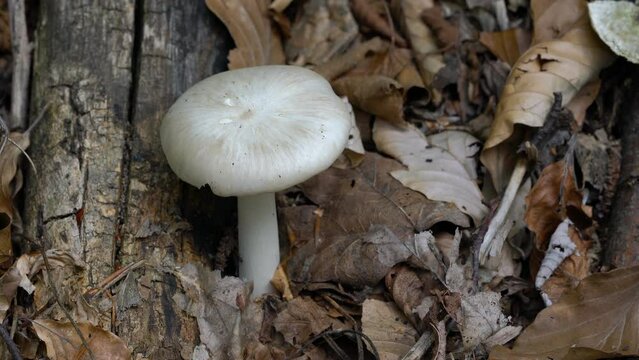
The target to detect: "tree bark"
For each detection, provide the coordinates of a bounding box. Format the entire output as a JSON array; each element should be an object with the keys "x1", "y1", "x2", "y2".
[
  {"x1": 604, "y1": 69, "x2": 639, "y2": 268},
  {"x1": 24, "y1": 1, "x2": 231, "y2": 358}
]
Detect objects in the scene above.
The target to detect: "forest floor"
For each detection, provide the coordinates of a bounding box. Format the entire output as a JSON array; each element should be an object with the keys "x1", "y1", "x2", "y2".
[{"x1": 0, "y1": 0, "x2": 638, "y2": 359}]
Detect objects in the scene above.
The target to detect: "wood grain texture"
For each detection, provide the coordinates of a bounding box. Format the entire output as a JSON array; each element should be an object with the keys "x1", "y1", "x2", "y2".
[{"x1": 24, "y1": 0, "x2": 232, "y2": 358}]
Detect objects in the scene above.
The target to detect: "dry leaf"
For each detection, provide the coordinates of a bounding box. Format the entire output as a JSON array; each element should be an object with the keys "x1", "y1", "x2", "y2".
[
  {"x1": 0, "y1": 132, "x2": 32, "y2": 267},
  {"x1": 332, "y1": 75, "x2": 406, "y2": 126},
  {"x1": 273, "y1": 296, "x2": 347, "y2": 346},
  {"x1": 173, "y1": 263, "x2": 249, "y2": 359},
  {"x1": 350, "y1": 0, "x2": 407, "y2": 47},
  {"x1": 460, "y1": 291, "x2": 521, "y2": 350},
  {"x1": 333, "y1": 99, "x2": 365, "y2": 169},
  {"x1": 286, "y1": 152, "x2": 470, "y2": 241},
  {"x1": 421, "y1": 5, "x2": 459, "y2": 49},
  {"x1": 285, "y1": 0, "x2": 358, "y2": 66},
  {"x1": 490, "y1": 266, "x2": 639, "y2": 359},
  {"x1": 361, "y1": 299, "x2": 418, "y2": 360},
  {"x1": 205, "y1": 0, "x2": 285, "y2": 69},
  {"x1": 313, "y1": 37, "x2": 387, "y2": 80},
  {"x1": 480, "y1": 0, "x2": 615, "y2": 190},
  {"x1": 385, "y1": 265, "x2": 438, "y2": 325},
  {"x1": 525, "y1": 161, "x2": 591, "y2": 302},
  {"x1": 373, "y1": 121, "x2": 487, "y2": 224},
  {"x1": 426, "y1": 130, "x2": 481, "y2": 180},
  {"x1": 393, "y1": 0, "x2": 445, "y2": 86},
  {"x1": 33, "y1": 319, "x2": 130, "y2": 360},
  {"x1": 479, "y1": 28, "x2": 531, "y2": 66},
  {"x1": 589, "y1": 1, "x2": 639, "y2": 64}
]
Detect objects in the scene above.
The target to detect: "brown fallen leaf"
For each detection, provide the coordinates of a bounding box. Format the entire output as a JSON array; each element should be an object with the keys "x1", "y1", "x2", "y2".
[
  {"x1": 479, "y1": 28, "x2": 531, "y2": 67},
  {"x1": 332, "y1": 75, "x2": 406, "y2": 126},
  {"x1": 0, "y1": 131, "x2": 32, "y2": 268},
  {"x1": 273, "y1": 296, "x2": 348, "y2": 346},
  {"x1": 525, "y1": 161, "x2": 592, "y2": 302},
  {"x1": 421, "y1": 5, "x2": 459, "y2": 49},
  {"x1": 350, "y1": 0, "x2": 407, "y2": 47},
  {"x1": 490, "y1": 266, "x2": 639, "y2": 359},
  {"x1": 33, "y1": 319, "x2": 130, "y2": 360},
  {"x1": 361, "y1": 299, "x2": 418, "y2": 359},
  {"x1": 285, "y1": 152, "x2": 469, "y2": 242},
  {"x1": 392, "y1": 0, "x2": 445, "y2": 87},
  {"x1": 480, "y1": 0, "x2": 615, "y2": 190},
  {"x1": 385, "y1": 265, "x2": 439, "y2": 326},
  {"x1": 205, "y1": 0, "x2": 285, "y2": 69},
  {"x1": 313, "y1": 37, "x2": 387, "y2": 80},
  {"x1": 285, "y1": 0, "x2": 358, "y2": 66}
]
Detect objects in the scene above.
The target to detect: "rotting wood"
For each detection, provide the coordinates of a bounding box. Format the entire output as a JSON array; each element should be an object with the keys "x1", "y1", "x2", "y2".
[
  {"x1": 604, "y1": 69, "x2": 639, "y2": 268},
  {"x1": 24, "y1": 0, "x2": 232, "y2": 358}
]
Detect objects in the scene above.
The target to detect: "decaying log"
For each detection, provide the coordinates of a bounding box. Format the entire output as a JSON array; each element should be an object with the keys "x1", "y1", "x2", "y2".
[
  {"x1": 604, "y1": 69, "x2": 639, "y2": 268},
  {"x1": 24, "y1": 0, "x2": 232, "y2": 358}
]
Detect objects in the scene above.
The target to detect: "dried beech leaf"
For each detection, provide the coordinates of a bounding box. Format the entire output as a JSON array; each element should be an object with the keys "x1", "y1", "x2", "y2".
[
  {"x1": 479, "y1": 28, "x2": 531, "y2": 66},
  {"x1": 173, "y1": 263, "x2": 249, "y2": 359},
  {"x1": 0, "y1": 132, "x2": 31, "y2": 266},
  {"x1": 460, "y1": 291, "x2": 521, "y2": 350},
  {"x1": 205, "y1": 0, "x2": 285, "y2": 69},
  {"x1": 285, "y1": 0, "x2": 358, "y2": 66},
  {"x1": 589, "y1": 1, "x2": 639, "y2": 64},
  {"x1": 351, "y1": 0, "x2": 407, "y2": 47},
  {"x1": 33, "y1": 319, "x2": 130, "y2": 360},
  {"x1": 426, "y1": 130, "x2": 481, "y2": 180},
  {"x1": 525, "y1": 161, "x2": 591, "y2": 301},
  {"x1": 525, "y1": 161, "x2": 583, "y2": 249},
  {"x1": 480, "y1": 0, "x2": 615, "y2": 190},
  {"x1": 373, "y1": 121, "x2": 487, "y2": 224},
  {"x1": 332, "y1": 75, "x2": 406, "y2": 126},
  {"x1": 385, "y1": 265, "x2": 438, "y2": 325},
  {"x1": 273, "y1": 296, "x2": 347, "y2": 346},
  {"x1": 393, "y1": 0, "x2": 445, "y2": 86},
  {"x1": 346, "y1": 46, "x2": 412, "y2": 80},
  {"x1": 333, "y1": 99, "x2": 365, "y2": 169},
  {"x1": 313, "y1": 37, "x2": 387, "y2": 80},
  {"x1": 361, "y1": 299, "x2": 418, "y2": 359},
  {"x1": 490, "y1": 266, "x2": 639, "y2": 359}
]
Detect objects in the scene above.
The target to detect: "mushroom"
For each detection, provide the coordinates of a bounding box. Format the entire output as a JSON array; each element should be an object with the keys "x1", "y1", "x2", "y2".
[{"x1": 160, "y1": 65, "x2": 352, "y2": 295}]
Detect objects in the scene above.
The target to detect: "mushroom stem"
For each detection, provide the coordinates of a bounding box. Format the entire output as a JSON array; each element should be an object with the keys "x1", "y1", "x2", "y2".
[{"x1": 237, "y1": 192, "x2": 280, "y2": 295}]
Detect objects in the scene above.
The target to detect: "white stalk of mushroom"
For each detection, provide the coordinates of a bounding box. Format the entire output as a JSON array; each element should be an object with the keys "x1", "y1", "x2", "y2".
[{"x1": 160, "y1": 65, "x2": 351, "y2": 296}]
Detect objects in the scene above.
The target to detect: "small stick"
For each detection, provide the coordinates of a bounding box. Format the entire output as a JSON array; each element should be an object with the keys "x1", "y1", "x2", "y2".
[
  {"x1": 8, "y1": 0, "x2": 32, "y2": 130},
  {"x1": 479, "y1": 157, "x2": 527, "y2": 263},
  {"x1": 399, "y1": 330, "x2": 434, "y2": 360},
  {"x1": 0, "y1": 323, "x2": 22, "y2": 360}
]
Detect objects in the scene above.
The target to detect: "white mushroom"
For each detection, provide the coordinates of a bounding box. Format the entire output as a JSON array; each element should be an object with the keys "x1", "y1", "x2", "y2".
[{"x1": 160, "y1": 65, "x2": 351, "y2": 295}]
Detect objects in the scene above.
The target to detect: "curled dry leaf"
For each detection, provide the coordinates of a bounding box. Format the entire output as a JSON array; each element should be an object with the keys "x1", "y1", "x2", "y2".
[
  {"x1": 373, "y1": 120, "x2": 487, "y2": 224},
  {"x1": 0, "y1": 131, "x2": 32, "y2": 267},
  {"x1": 490, "y1": 266, "x2": 639, "y2": 359},
  {"x1": 361, "y1": 299, "x2": 418, "y2": 360},
  {"x1": 350, "y1": 0, "x2": 407, "y2": 47},
  {"x1": 588, "y1": 1, "x2": 639, "y2": 64},
  {"x1": 332, "y1": 75, "x2": 406, "y2": 126},
  {"x1": 285, "y1": 0, "x2": 358, "y2": 66},
  {"x1": 33, "y1": 319, "x2": 130, "y2": 360},
  {"x1": 273, "y1": 296, "x2": 348, "y2": 346},
  {"x1": 525, "y1": 161, "x2": 591, "y2": 302},
  {"x1": 392, "y1": 0, "x2": 445, "y2": 86},
  {"x1": 385, "y1": 265, "x2": 439, "y2": 326},
  {"x1": 205, "y1": 0, "x2": 285, "y2": 69},
  {"x1": 480, "y1": 0, "x2": 615, "y2": 190}
]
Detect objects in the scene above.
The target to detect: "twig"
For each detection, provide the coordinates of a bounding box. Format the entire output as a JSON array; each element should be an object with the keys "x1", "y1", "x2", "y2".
[
  {"x1": 399, "y1": 330, "x2": 434, "y2": 360},
  {"x1": 288, "y1": 329, "x2": 380, "y2": 360},
  {"x1": 321, "y1": 294, "x2": 363, "y2": 360},
  {"x1": 479, "y1": 157, "x2": 528, "y2": 263},
  {"x1": 8, "y1": 0, "x2": 32, "y2": 130},
  {"x1": 0, "y1": 323, "x2": 22, "y2": 360},
  {"x1": 84, "y1": 259, "x2": 145, "y2": 299},
  {"x1": 0, "y1": 115, "x2": 9, "y2": 156}
]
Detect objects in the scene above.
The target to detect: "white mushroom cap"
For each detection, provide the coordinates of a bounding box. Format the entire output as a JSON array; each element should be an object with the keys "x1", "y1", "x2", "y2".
[{"x1": 161, "y1": 65, "x2": 352, "y2": 196}]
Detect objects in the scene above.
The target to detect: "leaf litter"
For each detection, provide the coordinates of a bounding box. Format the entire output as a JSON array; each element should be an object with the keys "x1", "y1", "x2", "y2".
[{"x1": 2, "y1": 0, "x2": 638, "y2": 359}]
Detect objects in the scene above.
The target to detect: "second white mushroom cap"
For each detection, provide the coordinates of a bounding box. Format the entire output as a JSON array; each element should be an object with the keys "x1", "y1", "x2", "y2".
[{"x1": 160, "y1": 65, "x2": 352, "y2": 196}]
